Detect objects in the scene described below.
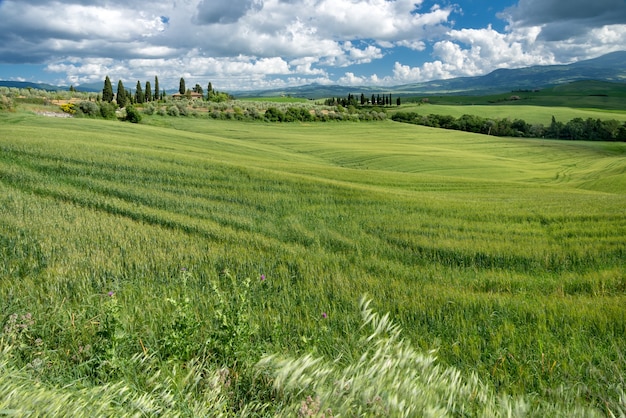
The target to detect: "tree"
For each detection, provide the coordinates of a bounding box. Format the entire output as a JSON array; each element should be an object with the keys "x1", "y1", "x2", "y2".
[
  {"x1": 135, "y1": 81, "x2": 144, "y2": 104},
  {"x1": 396, "y1": 97, "x2": 401, "y2": 106},
  {"x1": 116, "y1": 80, "x2": 127, "y2": 108},
  {"x1": 179, "y1": 78, "x2": 186, "y2": 95},
  {"x1": 207, "y1": 82, "x2": 213, "y2": 100},
  {"x1": 193, "y1": 84, "x2": 203, "y2": 95},
  {"x1": 102, "y1": 76, "x2": 114, "y2": 103},
  {"x1": 145, "y1": 81, "x2": 152, "y2": 102},
  {"x1": 154, "y1": 76, "x2": 160, "y2": 101}
]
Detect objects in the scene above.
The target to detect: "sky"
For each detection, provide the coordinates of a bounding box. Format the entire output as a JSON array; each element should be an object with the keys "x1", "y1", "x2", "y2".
[{"x1": 0, "y1": 0, "x2": 625, "y2": 91}]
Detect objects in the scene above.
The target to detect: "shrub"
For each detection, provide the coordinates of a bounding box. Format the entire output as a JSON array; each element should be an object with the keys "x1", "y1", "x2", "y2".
[
  {"x1": 77, "y1": 101, "x2": 99, "y2": 117},
  {"x1": 167, "y1": 106, "x2": 180, "y2": 117},
  {"x1": 124, "y1": 106, "x2": 142, "y2": 123},
  {"x1": 175, "y1": 103, "x2": 189, "y2": 116},
  {"x1": 99, "y1": 102, "x2": 117, "y2": 119},
  {"x1": 264, "y1": 107, "x2": 284, "y2": 122},
  {"x1": 143, "y1": 103, "x2": 155, "y2": 115},
  {"x1": 0, "y1": 95, "x2": 14, "y2": 111},
  {"x1": 60, "y1": 103, "x2": 76, "y2": 115}
]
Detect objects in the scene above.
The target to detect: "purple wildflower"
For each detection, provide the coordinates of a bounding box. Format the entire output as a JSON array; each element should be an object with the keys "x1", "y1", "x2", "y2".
[
  {"x1": 322, "y1": 312, "x2": 327, "y2": 319},
  {"x1": 108, "y1": 291, "x2": 115, "y2": 297},
  {"x1": 260, "y1": 274, "x2": 266, "y2": 281}
]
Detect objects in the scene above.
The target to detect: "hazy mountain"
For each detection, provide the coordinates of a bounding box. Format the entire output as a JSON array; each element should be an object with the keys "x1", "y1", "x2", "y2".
[
  {"x1": 0, "y1": 80, "x2": 101, "y2": 92},
  {"x1": 235, "y1": 51, "x2": 626, "y2": 98},
  {"x1": 2, "y1": 51, "x2": 625, "y2": 98}
]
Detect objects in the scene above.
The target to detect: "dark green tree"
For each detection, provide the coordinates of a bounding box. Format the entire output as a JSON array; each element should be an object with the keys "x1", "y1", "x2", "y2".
[
  {"x1": 145, "y1": 81, "x2": 152, "y2": 102},
  {"x1": 179, "y1": 78, "x2": 186, "y2": 95},
  {"x1": 207, "y1": 82, "x2": 213, "y2": 100},
  {"x1": 102, "y1": 76, "x2": 114, "y2": 103},
  {"x1": 135, "y1": 81, "x2": 144, "y2": 104},
  {"x1": 116, "y1": 80, "x2": 127, "y2": 108},
  {"x1": 396, "y1": 97, "x2": 401, "y2": 106},
  {"x1": 154, "y1": 76, "x2": 160, "y2": 101},
  {"x1": 193, "y1": 83, "x2": 204, "y2": 95}
]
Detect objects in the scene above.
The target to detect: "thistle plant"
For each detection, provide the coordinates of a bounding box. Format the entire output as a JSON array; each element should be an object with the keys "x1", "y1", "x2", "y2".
[{"x1": 206, "y1": 269, "x2": 255, "y2": 365}]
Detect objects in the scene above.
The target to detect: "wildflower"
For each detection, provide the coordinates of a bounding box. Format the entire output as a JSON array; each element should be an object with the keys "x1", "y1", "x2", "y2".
[
  {"x1": 108, "y1": 291, "x2": 115, "y2": 297},
  {"x1": 322, "y1": 312, "x2": 328, "y2": 319},
  {"x1": 181, "y1": 267, "x2": 187, "y2": 271},
  {"x1": 260, "y1": 274, "x2": 266, "y2": 281}
]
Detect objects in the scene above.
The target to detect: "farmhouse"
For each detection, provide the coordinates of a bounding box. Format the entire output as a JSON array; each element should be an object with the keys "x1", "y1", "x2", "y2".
[{"x1": 171, "y1": 92, "x2": 203, "y2": 99}]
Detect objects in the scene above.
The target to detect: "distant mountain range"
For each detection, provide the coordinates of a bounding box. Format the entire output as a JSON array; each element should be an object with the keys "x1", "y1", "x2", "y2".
[
  {"x1": 236, "y1": 50, "x2": 626, "y2": 98},
  {"x1": 2, "y1": 51, "x2": 625, "y2": 98}
]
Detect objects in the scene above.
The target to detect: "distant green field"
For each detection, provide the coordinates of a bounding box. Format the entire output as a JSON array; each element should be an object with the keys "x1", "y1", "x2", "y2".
[
  {"x1": 1, "y1": 111, "x2": 625, "y2": 415},
  {"x1": 407, "y1": 80, "x2": 626, "y2": 111},
  {"x1": 393, "y1": 102, "x2": 626, "y2": 126}
]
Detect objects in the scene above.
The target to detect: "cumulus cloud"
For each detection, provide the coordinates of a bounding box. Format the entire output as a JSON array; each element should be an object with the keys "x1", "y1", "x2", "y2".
[
  {"x1": 194, "y1": 0, "x2": 263, "y2": 24},
  {"x1": 0, "y1": 0, "x2": 625, "y2": 89},
  {"x1": 499, "y1": 0, "x2": 626, "y2": 45}
]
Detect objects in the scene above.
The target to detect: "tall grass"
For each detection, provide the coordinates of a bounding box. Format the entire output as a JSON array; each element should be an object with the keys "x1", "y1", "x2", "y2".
[{"x1": 1, "y1": 111, "x2": 625, "y2": 415}]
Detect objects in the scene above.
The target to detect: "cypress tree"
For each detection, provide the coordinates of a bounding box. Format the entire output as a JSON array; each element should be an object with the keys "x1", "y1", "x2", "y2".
[
  {"x1": 102, "y1": 76, "x2": 114, "y2": 103},
  {"x1": 179, "y1": 78, "x2": 186, "y2": 95},
  {"x1": 135, "y1": 81, "x2": 144, "y2": 104},
  {"x1": 116, "y1": 80, "x2": 127, "y2": 108},
  {"x1": 154, "y1": 76, "x2": 160, "y2": 101},
  {"x1": 145, "y1": 81, "x2": 152, "y2": 102},
  {"x1": 207, "y1": 82, "x2": 213, "y2": 100}
]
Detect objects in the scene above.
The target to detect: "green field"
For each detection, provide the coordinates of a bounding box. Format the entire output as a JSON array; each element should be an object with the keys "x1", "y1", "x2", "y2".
[
  {"x1": 392, "y1": 103, "x2": 626, "y2": 126},
  {"x1": 405, "y1": 80, "x2": 626, "y2": 112},
  {"x1": 1, "y1": 110, "x2": 625, "y2": 416}
]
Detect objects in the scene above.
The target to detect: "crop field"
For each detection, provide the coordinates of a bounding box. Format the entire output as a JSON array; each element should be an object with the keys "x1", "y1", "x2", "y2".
[
  {"x1": 392, "y1": 102, "x2": 626, "y2": 126},
  {"x1": 1, "y1": 110, "x2": 625, "y2": 415}
]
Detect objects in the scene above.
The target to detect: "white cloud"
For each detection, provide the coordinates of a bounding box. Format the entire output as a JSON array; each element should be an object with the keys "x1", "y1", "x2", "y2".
[{"x1": 0, "y1": 0, "x2": 625, "y2": 90}]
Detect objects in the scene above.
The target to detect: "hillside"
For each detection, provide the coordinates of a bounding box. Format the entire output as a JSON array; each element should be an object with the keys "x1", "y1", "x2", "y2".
[
  {"x1": 1, "y1": 112, "x2": 625, "y2": 415},
  {"x1": 236, "y1": 51, "x2": 626, "y2": 98}
]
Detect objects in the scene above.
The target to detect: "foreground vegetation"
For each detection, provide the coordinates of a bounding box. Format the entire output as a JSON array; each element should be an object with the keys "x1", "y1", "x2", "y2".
[{"x1": 1, "y1": 106, "x2": 625, "y2": 416}]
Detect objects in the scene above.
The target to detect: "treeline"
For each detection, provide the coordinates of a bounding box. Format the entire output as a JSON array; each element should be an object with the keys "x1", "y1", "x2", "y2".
[
  {"x1": 391, "y1": 112, "x2": 626, "y2": 141},
  {"x1": 101, "y1": 75, "x2": 231, "y2": 108},
  {"x1": 325, "y1": 93, "x2": 401, "y2": 107}
]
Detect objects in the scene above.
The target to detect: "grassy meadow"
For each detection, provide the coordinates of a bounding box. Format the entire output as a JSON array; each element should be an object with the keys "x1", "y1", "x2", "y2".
[
  {"x1": 1, "y1": 109, "x2": 625, "y2": 415},
  {"x1": 391, "y1": 102, "x2": 626, "y2": 126}
]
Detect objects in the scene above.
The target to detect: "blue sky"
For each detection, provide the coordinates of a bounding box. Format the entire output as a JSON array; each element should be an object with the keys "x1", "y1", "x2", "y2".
[{"x1": 0, "y1": 0, "x2": 625, "y2": 91}]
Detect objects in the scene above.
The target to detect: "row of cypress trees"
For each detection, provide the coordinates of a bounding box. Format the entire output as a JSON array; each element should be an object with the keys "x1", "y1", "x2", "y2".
[
  {"x1": 103, "y1": 76, "x2": 224, "y2": 106},
  {"x1": 102, "y1": 75, "x2": 163, "y2": 108}
]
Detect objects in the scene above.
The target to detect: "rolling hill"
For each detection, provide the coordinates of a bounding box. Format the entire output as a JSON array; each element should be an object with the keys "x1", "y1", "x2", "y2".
[{"x1": 236, "y1": 51, "x2": 626, "y2": 98}]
